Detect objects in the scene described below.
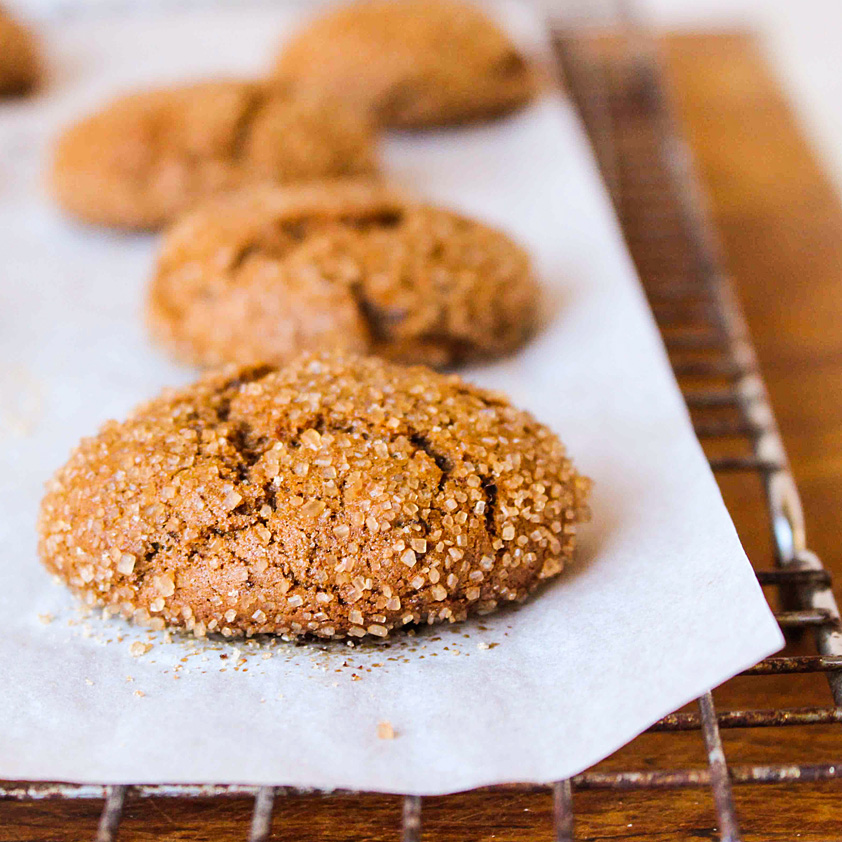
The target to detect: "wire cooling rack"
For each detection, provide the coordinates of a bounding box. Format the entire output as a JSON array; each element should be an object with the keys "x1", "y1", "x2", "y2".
[{"x1": 3, "y1": 17, "x2": 841, "y2": 842}]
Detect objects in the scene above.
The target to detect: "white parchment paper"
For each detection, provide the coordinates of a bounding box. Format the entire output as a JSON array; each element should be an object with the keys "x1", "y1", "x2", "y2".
[{"x1": 0, "y1": 2, "x2": 783, "y2": 794}]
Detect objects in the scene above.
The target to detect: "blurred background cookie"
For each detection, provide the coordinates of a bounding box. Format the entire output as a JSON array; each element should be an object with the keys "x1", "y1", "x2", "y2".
[
  {"x1": 38, "y1": 353, "x2": 590, "y2": 639},
  {"x1": 147, "y1": 180, "x2": 539, "y2": 369},
  {"x1": 0, "y1": 5, "x2": 39, "y2": 96},
  {"x1": 49, "y1": 80, "x2": 378, "y2": 230},
  {"x1": 273, "y1": 0, "x2": 536, "y2": 128}
]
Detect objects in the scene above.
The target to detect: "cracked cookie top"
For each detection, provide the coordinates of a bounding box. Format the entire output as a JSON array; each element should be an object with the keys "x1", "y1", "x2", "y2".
[
  {"x1": 38, "y1": 353, "x2": 590, "y2": 639},
  {"x1": 147, "y1": 180, "x2": 539, "y2": 369},
  {"x1": 0, "y1": 7, "x2": 39, "y2": 96},
  {"x1": 273, "y1": 0, "x2": 536, "y2": 128},
  {"x1": 49, "y1": 80, "x2": 378, "y2": 230}
]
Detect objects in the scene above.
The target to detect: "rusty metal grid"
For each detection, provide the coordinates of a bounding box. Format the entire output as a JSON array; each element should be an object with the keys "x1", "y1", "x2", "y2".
[{"x1": 2, "y1": 25, "x2": 840, "y2": 842}]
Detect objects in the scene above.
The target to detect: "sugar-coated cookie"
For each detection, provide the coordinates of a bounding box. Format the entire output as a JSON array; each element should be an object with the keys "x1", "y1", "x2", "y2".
[
  {"x1": 50, "y1": 81, "x2": 378, "y2": 229},
  {"x1": 39, "y1": 354, "x2": 590, "y2": 639},
  {"x1": 148, "y1": 181, "x2": 539, "y2": 369},
  {"x1": 0, "y1": 7, "x2": 39, "y2": 95},
  {"x1": 273, "y1": 0, "x2": 536, "y2": 128}
]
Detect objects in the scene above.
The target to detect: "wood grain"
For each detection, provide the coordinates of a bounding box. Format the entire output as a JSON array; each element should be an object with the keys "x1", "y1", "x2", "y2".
[{"x1": 3, "y1": 32, "x2": 841, "y2": 841}]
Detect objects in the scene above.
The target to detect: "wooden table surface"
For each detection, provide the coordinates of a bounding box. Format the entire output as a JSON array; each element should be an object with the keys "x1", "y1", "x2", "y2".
[{"x1": 5, "y1": 32, "x2": 842, "y2": 842}]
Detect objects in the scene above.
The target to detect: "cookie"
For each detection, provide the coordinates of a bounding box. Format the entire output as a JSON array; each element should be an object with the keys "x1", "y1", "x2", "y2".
[
  {"x1": 0, "y1": 7, "x2": 39, "y2": 95},
  {"x1": 49, "y1": 80, "x2": 378, "y2": 230},
  {"x1": 273, "y1": 0, "x2": 536, "y2": 128},
  {"x1": 38, "y1": 353, "x2": 590, "y2": 639},
  {"x1": 148, "y1": 181, "x2": 539, "y2": 369}
]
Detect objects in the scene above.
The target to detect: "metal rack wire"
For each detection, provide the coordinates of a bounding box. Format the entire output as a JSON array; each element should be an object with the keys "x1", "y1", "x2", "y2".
[
  {"x1": 553, "y1": 23, "x2": 842, "y2": 841},
  {"x1": 2, "y1": 21, "x2": 840, "y2": 842}
]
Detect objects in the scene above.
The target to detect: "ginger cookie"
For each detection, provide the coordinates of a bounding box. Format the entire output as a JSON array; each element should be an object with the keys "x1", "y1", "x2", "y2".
[
  {"x1": 0, "y1": 7, "x2": 39, "y2": 96},
  {"x1": 273, "y1": 0, "x2": 536, "y2": 128},
  {"x1": 49, "y1": 80, "x2": 378, "y2": 230},
  {"x1": 147, "y1": 180, "x2": 539, "y2": 369},
  {"x1": 38, "y1": 353, "x2": 590, "y2": 640}
]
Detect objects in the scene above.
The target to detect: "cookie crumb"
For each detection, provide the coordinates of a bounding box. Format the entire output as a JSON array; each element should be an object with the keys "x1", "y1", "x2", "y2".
[
  {"x1": 377, "y1": 721, "x2": 396, "y2": 740},
  {"x1": 130, "y1": 641, "x2": 152, "y2": 657},
  {"x1": 37, "y1": 612, "x2": 54, "y2": 624},
  {"x1": 134, "y1": 690, "x2": 146, "y2": 698}
]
